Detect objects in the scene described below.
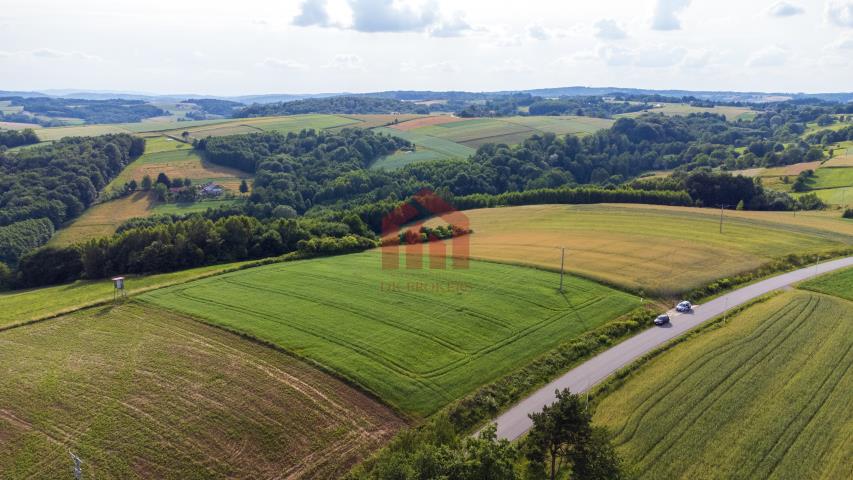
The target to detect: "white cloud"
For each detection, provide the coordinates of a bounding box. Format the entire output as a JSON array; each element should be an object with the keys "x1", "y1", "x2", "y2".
[
  {"x1": 597, "y1": 45, "x2": 633, "y2": 66},
  {"x1": 826, "y1": 34, "x2": 853, "y2": 49},
  {"x1": 349, "y1": 0, "x2": 437, "y2": 33},
  {"x1": 430, "y1": 12, "x2": 471, "y2": 37},
  {"x1": 594, "y1": 19, "x2": 627, "y2": 40},
  {"x1": 293, "y1": 0, "x2": 331, "y2": 27},
  {"x1": 651, "y1": 0, "x2": 691, "y2": 31},
  {"x1": 528, "y1": 25, "x2": 551, "y2": 41},
  {"x1": 324, "y1": 53, "x2": 364, "y2": 70},
  {"x1": 746, "y1": 46, "x2": 788, "y2": 67},
  {"x1": 29, "y1": 48, "x2": 102, "y2": 61},
  {"x1": 401, "y1": 60, "x2": 459, "y2": 73},
  {"x1": 767, "y1": 2, "x2": 805, "y2": 17},
  {"x1": 826, "y1": 1, "x2": 853, "y2": 27},
  {"x1": 489, "y1": 59, "x2": 532, "y2": 73},
  {"x1": 257, "y1": 58, "x2": 309, "y2": 70}
]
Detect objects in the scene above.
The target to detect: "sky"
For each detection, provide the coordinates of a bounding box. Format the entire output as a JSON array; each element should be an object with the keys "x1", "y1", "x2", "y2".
[{"x1": 1, "y1": 0, "x2": 852, "y2": 96}]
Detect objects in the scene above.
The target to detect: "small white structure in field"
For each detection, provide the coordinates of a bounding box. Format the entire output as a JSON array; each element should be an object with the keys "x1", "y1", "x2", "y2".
[{"x1": 112, "y1": 276, "x2": 126, "y2": 301}]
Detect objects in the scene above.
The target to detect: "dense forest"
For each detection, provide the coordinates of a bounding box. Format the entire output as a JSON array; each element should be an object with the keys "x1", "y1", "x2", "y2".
[
  {"x1": 0, "y1": 134, "x2": 144, "y2": 259},
  {"x1": 0, "y1": 128, "x2": 39, "y2": 148},
  {"x1": 0, "y1": 218, "x2": 54, "y2": 266},
  {"x1": 182, "y1": 98, "x2": 244, "y2": 116},
  {"x1": 233, "y1": 96, "x2": 431, "y2": 117},
  {"x1": 456, "y1": 93, "x2": 650, "y2": 118},
  {"x1": 0, "y1": 97, "x2": 166, "y2": 124},
  {"x1": 195, "y1": 113, "x2": 821, "y2": 221}
]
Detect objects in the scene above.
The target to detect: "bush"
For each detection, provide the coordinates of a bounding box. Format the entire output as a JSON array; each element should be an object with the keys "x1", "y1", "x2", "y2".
[{"x1": 843, "y1": 208, "x2": 853, "y2": 219}]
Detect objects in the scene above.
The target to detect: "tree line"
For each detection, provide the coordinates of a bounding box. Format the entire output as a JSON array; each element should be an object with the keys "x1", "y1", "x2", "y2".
[
  {"x1": 9, "y1": 213, "x2": 376, "y2": 289},
  {"x1": 0, "y1": 97, "x2": 166, "y2": 125},
  {"x1": 350, "y1": 389, "x2": 622, "y2": 480},
  {"x1": 233, "y1": 96, "x2": 431, "y2": 117},
  {"x1": 0, "y1": 128, "x2": 39, "y2": 148}
]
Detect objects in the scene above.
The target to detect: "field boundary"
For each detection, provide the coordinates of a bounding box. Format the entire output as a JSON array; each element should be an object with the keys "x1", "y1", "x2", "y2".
[{"x1": 135, "y1": 296, "x2": 417, "y2": 422}]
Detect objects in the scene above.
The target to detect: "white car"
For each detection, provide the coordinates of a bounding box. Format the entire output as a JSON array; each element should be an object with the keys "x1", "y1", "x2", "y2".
[{"x1": 676, "y1": 301, "x2": 692, "y2": 313}]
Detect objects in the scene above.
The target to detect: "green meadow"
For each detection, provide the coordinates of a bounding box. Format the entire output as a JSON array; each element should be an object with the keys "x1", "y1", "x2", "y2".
[{"x1": 141, "y1": 251, "x2": 641, "y2": 416}]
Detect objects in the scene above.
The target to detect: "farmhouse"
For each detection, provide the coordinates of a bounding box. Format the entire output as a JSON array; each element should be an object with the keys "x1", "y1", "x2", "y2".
[{"x1": 200, "y1": 182, "x2": 224, "y2": 197}]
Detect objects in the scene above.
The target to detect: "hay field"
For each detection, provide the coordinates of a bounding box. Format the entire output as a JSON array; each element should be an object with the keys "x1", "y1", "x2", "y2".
[
  {"x1": 34, "y1": 124, "x2": 133, "y2": 141},
  {"x1": 142, "y1": 251, "x2": 640, "y2": 416},
  {"x1": 49, "y1": 192, "x2": 157, "y2": 246},
  {"x1": 0, "y1": 302, "x2": 402, "y2": 479},
  {"x1": 425, "y1": 204, "x2": 853, "y2": 296},
  {"x1": 390, "y1": 115, "x2": 466, "y2": 130},
  {"x1": 619, "y1": 102, "x2": 757, "y2": 121},
  {"x1": 593, "y1": 290, "x2": 852, "y2": 479},
  {"x1": 341, "y1": 114, "x2": 427, "y2": 129}
]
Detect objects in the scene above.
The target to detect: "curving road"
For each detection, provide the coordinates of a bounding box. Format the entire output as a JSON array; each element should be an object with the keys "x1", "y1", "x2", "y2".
[{"x1": 492, "y1": 255, "x2": 853, "y2": 441}]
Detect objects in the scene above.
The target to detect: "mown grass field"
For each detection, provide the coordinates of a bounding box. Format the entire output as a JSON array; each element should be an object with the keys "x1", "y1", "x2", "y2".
[
  {"x1": 800, "y1": 266, "x2": 853, "y2": 302},
  {"x1": 106, "y1": 143, "x2": 248, "y2": 192},
  {"x1": 0, "y1": 302, "x2": 402, "y2": 479},
  {"x1": 50, "y1": 190, "x2": 243, "y2": 246},
  {"x1": 49, "y1": 192, "x2": 158, "y2": 246},
  {"x1": 425, "y1": 204, "x2": 853, "y2": 296},
  {"x1": 618, "y1": 102, "x2": 757, "y2": 121},
  {"x1": 0, "y1": 261, "x2": 255, "y2": 329},
  {"x1": 593, "y1": 289, "x2": 852, "y2": 479},
  {"x1": 141, "y1": 251, "x2": 641, "y2": 416}
]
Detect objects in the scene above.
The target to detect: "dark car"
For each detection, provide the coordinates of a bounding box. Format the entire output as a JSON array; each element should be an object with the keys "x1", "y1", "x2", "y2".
[{"x1": 654, "y1": 314, "x2": 670, "y2": 326}]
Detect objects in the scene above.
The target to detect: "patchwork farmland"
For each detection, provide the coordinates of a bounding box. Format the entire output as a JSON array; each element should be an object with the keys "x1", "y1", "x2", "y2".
[
  {"x1": 371, "y1": 115, "x2": 613, "y2": 169},
  {"x1": 141, "y1": 251, "x2": 641, "y2": 416},
  {"x1": 592, "y1": 287, "x2": 853, "y2": 479},
  {"x1": 425, "y1": 204, "x2": 853, "y2": 296},
  {"x1": 0, "y1": 303, "x2": 402, "y2": 478}
]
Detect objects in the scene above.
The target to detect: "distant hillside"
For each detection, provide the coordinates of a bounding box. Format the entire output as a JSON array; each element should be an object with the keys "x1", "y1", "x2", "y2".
[{"x1": 233, "y1": 96, "x2": 431, "y2": 117}]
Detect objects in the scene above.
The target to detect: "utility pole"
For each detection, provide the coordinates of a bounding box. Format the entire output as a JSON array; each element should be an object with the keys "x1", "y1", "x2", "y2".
[
  {"x1": 716, "y1": 204, "x2": 731, "y2": 234},
  {"x1": 559, "y1": 247, "x2": 565, "y2": 293}
]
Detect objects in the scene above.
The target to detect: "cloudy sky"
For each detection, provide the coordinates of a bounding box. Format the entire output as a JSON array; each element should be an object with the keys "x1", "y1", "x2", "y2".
[{"x1": 1, "y1": 0, "x2": 852, "y2": 95}]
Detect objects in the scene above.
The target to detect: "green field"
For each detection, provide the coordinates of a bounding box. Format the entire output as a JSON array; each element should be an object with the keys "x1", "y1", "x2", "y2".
[
  {"x1": 800, "y1": 266, "x2": 853, "y2": 302},
  {"x1": 0, "y1": 261, "x2": 254, "y2": 329},
  {"x1": 593, "y1": 289, "x2": 852, "y2": 479},
  {"x1": 373, "y1": 127, "x2": 476, "y2": 168},
  {"x1": 141, "y1": 251, "x2": 641, "y2": 416},
  {"x1": 0, "y1": 302, "x2": 402, "y2": 479},
  {"x1": 805, "y1": 167, "x2": 853, "y2": 190},
  {"x1": 425, "y1": 204, "x2": 853, "y2": 296},
  {"x1": 372, "y1": 116, "x2": 613, "y2": 169}
]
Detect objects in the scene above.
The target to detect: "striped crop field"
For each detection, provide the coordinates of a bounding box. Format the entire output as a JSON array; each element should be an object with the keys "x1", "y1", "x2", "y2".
[
  {"x1": 141, "y1": 251, "x2": 641, "y2": 416},
  {"x1": 0, "y1": 302, "x2": 402, "y2": 478},
  {"x1": 425, "y1": 204, "x2": 853, "y2": 296},
  {"x1": 593, "y1": 289, "x2": 853, "y2": 479}
]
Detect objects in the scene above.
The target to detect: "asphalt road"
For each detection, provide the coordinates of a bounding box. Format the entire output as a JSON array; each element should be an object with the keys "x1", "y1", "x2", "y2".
[{"x1": 492, "y1": 255, "x2": 853, "y2": 441}]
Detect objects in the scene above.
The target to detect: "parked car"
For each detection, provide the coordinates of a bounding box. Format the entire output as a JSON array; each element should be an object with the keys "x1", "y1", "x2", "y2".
[
  {"x1": 654, "y1": 314, "x2": 670, "y2": 326},
  {"x1": 676, "y1": 301, "x2": 693, "y2": 313}
]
